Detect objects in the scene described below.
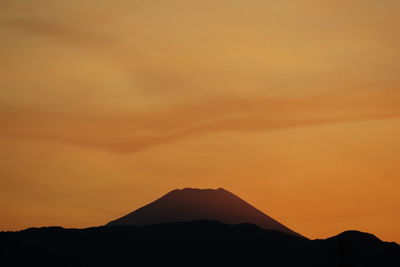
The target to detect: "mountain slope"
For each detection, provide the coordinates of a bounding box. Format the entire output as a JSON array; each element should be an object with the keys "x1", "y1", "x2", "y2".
[{"x1": 106, "y1": 187, "x2": 302, "y2": 237}]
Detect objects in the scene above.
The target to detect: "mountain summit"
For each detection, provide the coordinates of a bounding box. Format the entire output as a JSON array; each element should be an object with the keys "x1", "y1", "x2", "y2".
[{"x1": 106, "y1": 187, "x2": 303, "y2": 237}]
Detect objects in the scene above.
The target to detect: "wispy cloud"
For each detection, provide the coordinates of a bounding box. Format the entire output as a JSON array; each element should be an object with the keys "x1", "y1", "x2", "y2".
[
  {"x1": 1, "y1": 89, "x2": 399, "y2": 153},
  {"x1": 0, "y1": 18, "x2": 112, "y2": 45}
]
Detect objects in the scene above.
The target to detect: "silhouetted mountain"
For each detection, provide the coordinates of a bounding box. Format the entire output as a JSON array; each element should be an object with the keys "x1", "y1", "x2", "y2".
[
  {"x1": 1, "y1": 189, "x2": 398, "y2": 266},
  {"x1": 107, "y1": 187, "x2": 302, "y2": 237},
  {"x1": 316, "y1": 230, "x2": 400, "y2": 267},
  {"x1": 1, "y1": 221, "x2": 398, "y2": 267}
]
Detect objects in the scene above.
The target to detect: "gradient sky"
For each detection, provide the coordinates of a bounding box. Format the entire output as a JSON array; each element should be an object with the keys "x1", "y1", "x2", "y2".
[{"x1": 1, "y1": 0, "x2": 399, "y2": 242}]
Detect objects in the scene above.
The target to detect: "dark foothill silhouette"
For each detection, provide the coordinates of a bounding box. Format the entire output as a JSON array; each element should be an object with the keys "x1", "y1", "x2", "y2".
[{"x1": 1, "y1": 188, "x2": 399, "y2": 267}]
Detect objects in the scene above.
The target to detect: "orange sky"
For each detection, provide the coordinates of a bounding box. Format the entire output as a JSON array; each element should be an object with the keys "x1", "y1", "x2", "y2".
[{"x1": 0, "y1": 0, "x2": 399, "y2": 242}]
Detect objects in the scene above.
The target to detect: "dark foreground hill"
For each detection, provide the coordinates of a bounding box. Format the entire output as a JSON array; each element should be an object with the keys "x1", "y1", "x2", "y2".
[{"x1": 1, "y1": 221, "x2": 399, "y2": 267}]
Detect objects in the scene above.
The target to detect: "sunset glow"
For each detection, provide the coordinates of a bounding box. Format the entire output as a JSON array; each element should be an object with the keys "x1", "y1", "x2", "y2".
[{"x1": 1, "y1": 0, "x2": 399, "y2": 242}]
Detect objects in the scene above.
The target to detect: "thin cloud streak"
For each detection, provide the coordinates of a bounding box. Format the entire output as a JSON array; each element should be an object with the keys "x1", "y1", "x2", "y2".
[
  {"x1": 0, "y1": 18, "x2": 113, "y2": 45},
  {"x1": 1, "y1": 89, "x2": 400, "y2": 153}
]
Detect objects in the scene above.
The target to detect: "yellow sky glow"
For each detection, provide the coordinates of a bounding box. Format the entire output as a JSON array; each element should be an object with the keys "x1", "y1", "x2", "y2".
[{"x1": 0, "y1": 0, "x2": 399, "y2": 242}]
